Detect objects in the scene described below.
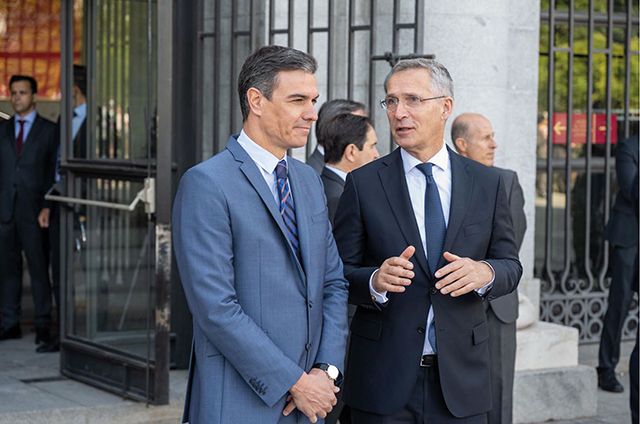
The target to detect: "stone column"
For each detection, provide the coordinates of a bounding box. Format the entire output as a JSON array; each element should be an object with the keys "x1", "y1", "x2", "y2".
[{"x1": 420, "y1": 0, "x2": 596, "y2": 422}]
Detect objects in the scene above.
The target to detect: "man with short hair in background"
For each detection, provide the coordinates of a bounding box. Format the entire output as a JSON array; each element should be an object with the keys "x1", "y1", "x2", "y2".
[
  {"x1": 322, "y1": 113, "x2": 379, "y2": 224},
  {"x1": 306, "y1": 99, "x2": 366, "y2": 174},
  {"x1": 320, "y1": 112, "x2": 379, "y2": 424},
  {"x1": 452, "y1": 112, "x2": 527, "y2": 424},
  {"x1": 0, "y1": 75, "x2": 57, "y2": 349}
]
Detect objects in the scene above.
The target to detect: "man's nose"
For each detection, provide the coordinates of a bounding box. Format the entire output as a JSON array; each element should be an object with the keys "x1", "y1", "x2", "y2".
[{"x1": 305, "y1": 103, "x2": 318, "y2": 121}]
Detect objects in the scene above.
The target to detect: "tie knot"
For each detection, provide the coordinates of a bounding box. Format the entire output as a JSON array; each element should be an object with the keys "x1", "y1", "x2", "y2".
[
  {"x1": 417, "y1": 162, "x2": 434, "y2": 177},
  {"x1": 276, "y1": 159, "x2": 288, "y2": 180},
  {"x1": 18, "y1": 119, "x2": 26, "y2": 127}
]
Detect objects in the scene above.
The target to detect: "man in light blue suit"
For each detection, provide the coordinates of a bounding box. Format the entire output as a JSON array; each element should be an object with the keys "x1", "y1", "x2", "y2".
[{"x1": 173, "y1": 45, "x2": 349, "y2": 424}]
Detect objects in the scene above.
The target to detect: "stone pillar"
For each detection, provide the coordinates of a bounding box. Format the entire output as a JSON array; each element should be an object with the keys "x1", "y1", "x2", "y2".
[{"x1": 421, "y1": 0, "x2": 596, "y2": 422}]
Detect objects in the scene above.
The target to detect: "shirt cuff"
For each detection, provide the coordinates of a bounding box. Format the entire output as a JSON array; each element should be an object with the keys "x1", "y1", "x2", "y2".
[
  {"x1": 368, "y1": 269, "x2": 389, "y2": 304},
  {"x1": 474, "y1": 261, "x2": 495, "y2": 296}
]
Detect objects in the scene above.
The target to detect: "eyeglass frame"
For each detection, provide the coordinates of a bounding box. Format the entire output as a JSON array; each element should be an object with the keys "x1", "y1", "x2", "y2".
[{"x1": 380, "y1": 95, "x2": 447, "y2": 110}]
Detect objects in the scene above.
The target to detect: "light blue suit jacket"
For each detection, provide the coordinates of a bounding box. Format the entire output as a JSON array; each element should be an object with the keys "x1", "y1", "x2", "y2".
[{"x1": 173, "y1": 135, "x2": 349, "y2": 424}]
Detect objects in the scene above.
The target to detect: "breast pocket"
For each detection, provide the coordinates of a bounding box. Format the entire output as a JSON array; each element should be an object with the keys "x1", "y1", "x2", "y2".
[{"x1": 463, "y1": 216, "x2": 492, "y2": 237}]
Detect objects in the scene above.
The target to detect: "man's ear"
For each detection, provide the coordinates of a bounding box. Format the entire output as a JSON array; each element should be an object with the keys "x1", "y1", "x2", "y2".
[
  {"x1": 454, "y1": 138, "x2": 468, "y2": 155},
  {"x1": 246, "y1": 87, "x2": 264, "y2": 117},
  {"x1": 343, "y1": 143, "x2": 358, "y2": 163},
  {"x1": 441, "y1": 97, "x2": 454, "y2": 121}
]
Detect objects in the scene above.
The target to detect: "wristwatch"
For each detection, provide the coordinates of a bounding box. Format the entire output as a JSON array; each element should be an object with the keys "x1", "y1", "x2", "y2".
[{"x1": 313, "y1": 363, "x2": 342, "y2": 386}]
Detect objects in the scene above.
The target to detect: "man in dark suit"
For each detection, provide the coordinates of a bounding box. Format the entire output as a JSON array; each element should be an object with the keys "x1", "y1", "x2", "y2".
[
  {"x1": 0, "y1": 75, "x2": 57, "y2": 347},
  {"x1": 321, "y1": 113, "x2": 379, "y2": 224},
  {"x1": 320, "y1": 113, "x2": 378, "y2": 424},
  {"x1": 334, "y1": 59, "x2": 522, "y2": 423},
  {"x1": 39, "y1": 65, "x2": 89, "y2": 353},
  {"x1": 598, "y1": 134, "x2": 639, "y2": 393},
  {"x1": 452, "y1": 113, "x2": 527, "y2": 424},
  {"x1": 306, "y1": 99, "x2": 366, "y2": 174}
]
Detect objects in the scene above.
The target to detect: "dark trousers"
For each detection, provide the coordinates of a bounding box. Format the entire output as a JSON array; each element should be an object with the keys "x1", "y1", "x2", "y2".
[
  {"x1": 350, "y1": 365, "x2": 487, "y2": 424},
  {"x1": 599, "y1": 244, "x2": 639, "y2": 373},
  {"x1": 326, "y1": 305, "x2": 356, "y2": 424},
  {"x1": 486, "y1": 307, "x2": 516, "y2": 424},
  {"x1": 0, "y1": 215, "x2": 52, "y2": 329}
]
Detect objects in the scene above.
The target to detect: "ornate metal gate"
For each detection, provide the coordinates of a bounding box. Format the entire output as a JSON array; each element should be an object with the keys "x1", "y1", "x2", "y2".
[{"x1": 537, "y1": 0, "x2": 639, "y2": 343}]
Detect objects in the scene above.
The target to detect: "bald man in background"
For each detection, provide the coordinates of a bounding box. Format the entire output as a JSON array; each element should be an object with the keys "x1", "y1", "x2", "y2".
[{"x1": 452, "y1": 113, "x2": 526, "y2": 424}]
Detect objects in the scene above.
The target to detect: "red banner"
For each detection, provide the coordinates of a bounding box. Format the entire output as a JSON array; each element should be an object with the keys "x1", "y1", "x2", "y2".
[{"x1": 551, "y1": 113, "x2": 618, "y2": 144}]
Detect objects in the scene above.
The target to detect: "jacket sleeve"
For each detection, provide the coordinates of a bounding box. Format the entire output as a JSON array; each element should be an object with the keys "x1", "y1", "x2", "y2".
[
  {"x1": 484, "y1": 174, "x2": 523, "y2": 300},
  {"x1": 509, "y1": 172, "x2": 527, "y2": 252},
  {"x1": 42, "y1": 121, "x2": 58, "y2": 210},
  {"x1": 173, "y1": 167, "x2": 304, "y2": 407},
  {"x1": 333, "y1": 173, "x2": 380, "y2": 308},
  {"x1": 616, "y1": 137, "x2": 639, "y2": 202}
]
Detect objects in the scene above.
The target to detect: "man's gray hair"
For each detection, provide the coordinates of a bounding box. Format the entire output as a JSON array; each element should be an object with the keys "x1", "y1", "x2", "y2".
[
  {"x1": 316, "y1": 99, "x2": 367, "y2": 147},
  {"x1": 387, "y1": 59, "x2": 454, "y2": 99},
  {"x1": 238, "y1": 45, "x2": 318, "y2": 121}
]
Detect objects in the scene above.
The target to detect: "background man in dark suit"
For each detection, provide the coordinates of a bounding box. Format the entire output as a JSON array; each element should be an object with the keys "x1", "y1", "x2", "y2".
[
  {"x1": 40, "y1": 65, "x2": 89, "y2": 353},
  {"x1": 306, "y1": 99, "x2": 366, "y2": 174},
  {"x1": 452, "y1": 113, "x2": 527, "y2": 424},
  {"x1": 334, "y1": 59, "x2": 522, "y2": 423},
  {"x1": 321, "y1": 113, "x2": 379, "y2": 224},
  {"x1": 598, "y1": 134, "x2": 639, "y2": 393},
  {"x1": 320, "y1": 112, "x2": 378, "y2": 424},
  {"x1": 0, "y1": 75, "x2": 57, "y2": 348}
]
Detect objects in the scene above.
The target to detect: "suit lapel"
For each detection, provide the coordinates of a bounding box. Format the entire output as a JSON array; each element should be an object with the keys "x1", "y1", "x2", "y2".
[
  {"x1": 441, "y1": 148, "x2": 474, "y2": 263},
  {"x1": 378, "y1": 149, "x2": 429, "y2": 278},
  {"x1": 322, "y1": 168, "x2": 345, "y2": 187},
  {"x1": 287, "y1": 162, "x2": 312, "y2": 284},
  {"x1": 228, "y1": 137, "x2": 306, "y2": 284},
  {"x1": 6, "y1": 117, "x2": 17, "y2": 158}
]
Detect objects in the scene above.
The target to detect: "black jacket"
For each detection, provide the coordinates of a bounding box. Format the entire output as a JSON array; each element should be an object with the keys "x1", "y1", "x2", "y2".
[
  {"x1": 333, "y1": 147, "x2": 522, "y2": 418},
  {"x1": 0, "y1": 114, "x2": 57, "y2": 222}
]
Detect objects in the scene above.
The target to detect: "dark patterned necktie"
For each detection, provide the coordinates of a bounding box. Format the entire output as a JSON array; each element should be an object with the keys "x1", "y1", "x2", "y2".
[
  {"x1": 417, "y1": 162, "x2": 446, "y2": 353},
  {"x1": 16, "y1": 120, "x2": 25, "y2": 155},
  {"x1": 276, "y1": 160, "x2": 301, "y2": 263}
]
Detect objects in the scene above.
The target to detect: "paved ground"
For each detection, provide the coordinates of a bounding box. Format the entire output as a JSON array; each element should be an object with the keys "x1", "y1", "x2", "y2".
[{"x1": 0, "y1": 328, "x2": 635, "y2": 423}]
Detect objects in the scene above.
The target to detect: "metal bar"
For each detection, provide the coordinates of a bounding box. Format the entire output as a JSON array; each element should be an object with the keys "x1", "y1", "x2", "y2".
[
  {"x1": 145, "y1": 0, "x2": 153, "y2": 405},
  {"x1": 544, "y1": 0, "x2": 557, "y2": 289},
  {"x1": 560, "y1": 0, "x2": 575, "y2": 289},
  {"x1": 583, "y1": 0, "x2": 596, "y2": 286},
  {"x1": 348, "y1": 0, "x2": 354, "y2": 99},
  {"x1": 395, "y1": 23, "x2": 415, "y2": 29},
  {"x1": 307, "y1": 0, "x2": 314, "y2": 160},
  {"x1": 415, "y1": 0, "x2": 425, "y2": 54},
  {"x1": 231, "y1": 0, "x2": 238, "y2": 131},
  {"x1": 536, "y1": 157, "x2": 617, "y2": 171},
  {"x1": 214, "y1": 0, "x2": 221, "y2": 154},
  {"x1": 369, "y1": 0, "x2": 376, "y2": 124},
  {"x1": 350, "y1": 24, "x2": 372, "y2": 31},
  {"x1": 198, "y1": 31, "x2": 216, "y2": 38},
  {"x1": 289, "y1": 0, "x2": 294, "y2": 47},
  {"x1": 597, "y1": 0, "x2": 614, "y2": 285},
  {"x1": 540, "y1": 8, "x2": 639, "y2": 26},
  {"x1": 392, "y1": 0, "x2": 399, "y2": 54},
  {"x1": 269, "y1": 0, "x2": 275, "y2": 44},
  {"x1": 327, "y1": 0, "x2": 333, "y2": 101},
  {"x1": 623, "y1": 0, "x2": 631, "y2": 138},
  {"x1": 45, "y1": 193, "x2": 142, "y2": 212},
  {"x1": 309, "y1": 26, "x2": 329, "y2": 32}
]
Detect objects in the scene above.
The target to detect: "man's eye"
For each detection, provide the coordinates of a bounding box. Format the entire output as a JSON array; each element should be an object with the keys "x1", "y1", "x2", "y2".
[
  {"x1": 409, "y1": 96, "x2": 421, "y2": 103},
  {"x1": 386, "y1": 98, "x2": 398, "y2": 105}
]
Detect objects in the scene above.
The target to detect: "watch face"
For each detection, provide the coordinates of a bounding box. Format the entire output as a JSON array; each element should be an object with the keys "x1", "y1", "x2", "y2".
[{"x1": 327, "y1": 365, "x2": 339, "y2": 380}]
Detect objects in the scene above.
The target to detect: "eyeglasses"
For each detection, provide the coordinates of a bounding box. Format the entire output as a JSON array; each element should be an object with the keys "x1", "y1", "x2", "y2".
[{"x1": 380, "y1": 95, "x2": 446, "y2": 110}]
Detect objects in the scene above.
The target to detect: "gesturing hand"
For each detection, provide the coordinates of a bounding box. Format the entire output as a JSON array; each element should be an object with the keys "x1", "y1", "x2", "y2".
[
  {"x1": 434, "y1": 252, "x2": 494, "y2": 297},
  {"x1": 372, "y1": 246, "x2": 415, "y2": 294},
  {"x1": 283, "y1": 369, "x2": 339, "y2": 422}
]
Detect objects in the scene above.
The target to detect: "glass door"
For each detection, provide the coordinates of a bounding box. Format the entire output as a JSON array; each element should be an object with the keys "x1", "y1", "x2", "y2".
[{"x1": 49, "y1": 0, "x2": 169, "y2": 404}]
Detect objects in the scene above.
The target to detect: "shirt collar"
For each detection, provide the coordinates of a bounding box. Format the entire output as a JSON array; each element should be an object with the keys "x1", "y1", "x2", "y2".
[
  {"x1": 237, "y1": 129, "x2": 287, "y2": 175},
  {"x1": 317, "y1": 144, "x2": 325, "y2": 156},
  {"x1": 16, "y1": 109, "x2": 37, "y2": 124},
  {"x1": 400, "y1": 141, "x2": 449, "y2": 175},
  {"x1": 74, "y1": 102, "x2": 87, "y2": 119},
  {"x1": 325, "y1": 165, "x2": 348, "y2": 181}
]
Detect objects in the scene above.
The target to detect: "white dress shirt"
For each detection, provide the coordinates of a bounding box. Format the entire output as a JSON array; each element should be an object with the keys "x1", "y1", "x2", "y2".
[
  {"x1": 325, "y1": 165, "x2": 348, "y2": 182},
  {"x1": 14, "y1": 109, "x2": 37, "y2": 142},
  {"x1": 237, "y1": 130, "x2": 291, "y2": 207},
  {"x1": 316, "y1": 144, "x2": 325, "y2": 156},
  {"x1": 369, "y1": 143, "x2": 493, "y2": 355}
]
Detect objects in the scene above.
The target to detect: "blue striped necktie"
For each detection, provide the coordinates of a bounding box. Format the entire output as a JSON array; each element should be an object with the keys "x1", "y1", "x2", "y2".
[
  {"x1": 276, "y1": 160, "x2": 301, "y2": 263},
  {"x1": 417, "y1": 162, "x2": 446, "y2": 353}
]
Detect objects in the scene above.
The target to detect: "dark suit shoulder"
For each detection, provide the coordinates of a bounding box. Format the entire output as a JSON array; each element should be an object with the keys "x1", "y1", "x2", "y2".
[{"x1": 36, "y1": 114, "x2": 56, "y2": 127}]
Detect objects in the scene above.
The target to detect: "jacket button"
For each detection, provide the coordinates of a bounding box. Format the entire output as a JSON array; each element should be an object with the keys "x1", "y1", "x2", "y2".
[
  {"x1": 417, "y1": 326, "x2": 425, "y2": 334},
  {"x1": 308, "y1": 300, "x2": 313, "y2": 308},
  {"x1": 430, "y1": 287, "x2": 437, "y2": 295},
  {"x1": 305, "y1": 342, "x2": 312, "y2": 351}
]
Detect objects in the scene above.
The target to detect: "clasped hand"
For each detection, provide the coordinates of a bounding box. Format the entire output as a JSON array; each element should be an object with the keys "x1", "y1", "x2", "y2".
[
  {"x1": 283, "y1": 368, "x2": 339, "y2": 423},
  {"x1": 372, "y1": 247, "x2": 493, "y2": 297}
]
